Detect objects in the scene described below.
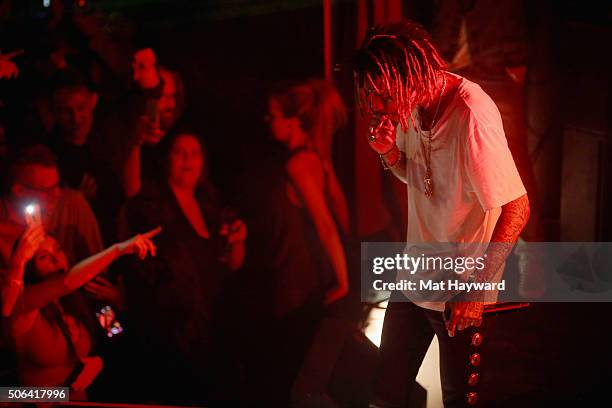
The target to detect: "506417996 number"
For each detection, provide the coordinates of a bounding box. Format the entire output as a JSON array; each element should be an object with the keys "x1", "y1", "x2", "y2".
[{"x1": 0, "y1": 387, "x2": 69, "y2": 402}]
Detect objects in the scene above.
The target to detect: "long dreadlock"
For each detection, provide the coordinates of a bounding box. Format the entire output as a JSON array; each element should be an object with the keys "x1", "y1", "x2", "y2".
[{"x1": 353, "y1": 20, "x2": 447, "y2": 132}]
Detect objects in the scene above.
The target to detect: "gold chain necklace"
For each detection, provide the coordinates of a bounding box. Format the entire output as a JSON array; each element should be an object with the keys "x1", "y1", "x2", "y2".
[{"x1": 419, "y1": 75, "x2": 447, "y2": 198}]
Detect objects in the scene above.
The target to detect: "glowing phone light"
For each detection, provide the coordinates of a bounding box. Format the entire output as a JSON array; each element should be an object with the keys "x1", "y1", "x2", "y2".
[{"x1": 25, "y1": 204, "x2": 35, "y2": 215}]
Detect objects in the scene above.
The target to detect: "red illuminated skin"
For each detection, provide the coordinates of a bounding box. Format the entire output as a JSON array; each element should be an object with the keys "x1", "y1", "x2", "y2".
[
  {"x1": 132, "y1": 69, "x2": 179, "y2": 146},
  {"x1": 446, "y1": 195, "x2": 529, "y2": 336},
  {"x1": 2, "y1": 229, "x2": 159, "y2": 392},
  {"x1": 51, "y1": 86, "x2": 100, "y2": 201},
  {"x1": 5, "y1": 162, "x2": 125, "y2": 311},
  {"x1": 3, "y1": 227, "x2": 160, "y2": 318},
  {"x1": 367, "y1": 72, "x2": 530, "y2": 335},
  {"x1": 9, "y1": 164, "x2": 62, "y2": 227},
  {"x1": 132, "y1": 48, "x2": 159, "y2": 90},
  {"x1": 52, "y1": 87, "x2": 98, "y2": 147},
  {"x1": 0, "y1": 50, "x2": 22, "y2": 80},
  {"x1": 124, "y1": 53, "x2": 181, "y2": 197},
  {"x1": 167, "y1": 134, "x2": 246, "y2": 271},
  {"x1": 266, "y1": 98, "x2": 349, "y2": 305}
]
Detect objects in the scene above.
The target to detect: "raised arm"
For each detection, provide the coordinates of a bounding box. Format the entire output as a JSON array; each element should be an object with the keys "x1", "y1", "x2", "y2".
[
  {"x1": 123, "y1": 49, "x2": 164, "y2": 198},
  {"x1": 123, "y1": 142, "x2": 143, "y2": 198},
  {"x1": 1, "y1": 225, "x2": 45, "y2": 317},
  {"x1": 64, "y1": 226, "x2": 161, "y2": 291},
  {"x1": 382, "y1": 145, "x2": 407, "y2": 183},
  {"x1": 368, "y1": 116, "x2": 407, "y2": 183},
  {"x1": 12, "y1": 227, "x2": 161, "y2": 315}
]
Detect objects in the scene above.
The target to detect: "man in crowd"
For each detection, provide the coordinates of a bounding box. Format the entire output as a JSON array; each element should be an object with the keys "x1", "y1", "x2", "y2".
[
  {"x1": 121, "y1": 47, "x2": 184, "y2": 197},
  {"x1": 0, "y1": 144, "x2": 106, "y2": 316},
  {"x1": 49, "y1": 68, "x2": 123, "y2": 244},
  {"x1": 0, "y1": 144, "x2": 104, "y2": 265}
]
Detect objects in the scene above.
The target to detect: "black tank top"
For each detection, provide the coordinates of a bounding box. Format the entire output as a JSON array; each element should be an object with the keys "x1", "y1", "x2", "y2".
[{"x1": 267, "y1": 147, "x2": 335, "y2": 317}]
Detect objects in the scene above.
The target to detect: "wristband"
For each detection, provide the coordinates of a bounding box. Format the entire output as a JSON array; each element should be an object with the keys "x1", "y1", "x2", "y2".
[{"x1": 379, "y1": 146, "x2": 402, "y2": 170}]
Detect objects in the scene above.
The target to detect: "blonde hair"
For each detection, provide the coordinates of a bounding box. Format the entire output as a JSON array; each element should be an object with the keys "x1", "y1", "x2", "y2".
[{"x1": 271, "y1": 79, "x2": 347, "y2": 160}]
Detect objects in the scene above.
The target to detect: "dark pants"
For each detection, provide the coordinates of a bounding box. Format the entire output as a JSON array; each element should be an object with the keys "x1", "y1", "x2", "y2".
[{"x1": 371, "y1": 297, "x2": 495, "y2": 408}]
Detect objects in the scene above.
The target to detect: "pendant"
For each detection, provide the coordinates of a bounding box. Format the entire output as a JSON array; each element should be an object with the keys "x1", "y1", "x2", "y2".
[{"x1": 424, "y1": 170, "x2": 433, "y2": 198}]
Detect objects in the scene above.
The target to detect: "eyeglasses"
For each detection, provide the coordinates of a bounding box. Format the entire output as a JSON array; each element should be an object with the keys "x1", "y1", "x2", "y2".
[{"x1": 18, "y1": 182, "x2": 60, "y2": 197}]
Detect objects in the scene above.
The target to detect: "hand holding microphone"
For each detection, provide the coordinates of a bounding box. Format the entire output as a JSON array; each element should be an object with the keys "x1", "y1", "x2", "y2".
[{"x1": 367, "y1": 115, "x2": 397, "y2": 155}]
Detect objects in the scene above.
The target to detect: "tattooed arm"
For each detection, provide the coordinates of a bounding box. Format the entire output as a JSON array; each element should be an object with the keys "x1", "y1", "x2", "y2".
[
  {"x1": 474, "y1": 193, "x2": 531, "y2": 284},
  {"x1": 445, "y1": 194, "x2": 530, "y2": 336}
]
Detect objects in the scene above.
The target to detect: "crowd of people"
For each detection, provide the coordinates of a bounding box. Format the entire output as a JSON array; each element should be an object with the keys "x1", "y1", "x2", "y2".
[
  {"x1": 0, "y1": 0, "x2": 559, "y2": 406},
  {"x1": 0, "y1": 3, "x2": 357, "y2": 406}
]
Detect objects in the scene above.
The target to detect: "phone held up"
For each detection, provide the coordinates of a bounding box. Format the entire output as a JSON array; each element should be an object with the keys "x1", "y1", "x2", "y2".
[{"x1": 24, "y1": 203, "x2": 42, "y2": 227}]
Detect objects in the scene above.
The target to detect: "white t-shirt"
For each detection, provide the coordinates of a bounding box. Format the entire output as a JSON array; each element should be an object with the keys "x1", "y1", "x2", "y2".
[{"x1": 395, "y1": 73, "x2": 526, "y2": 311}]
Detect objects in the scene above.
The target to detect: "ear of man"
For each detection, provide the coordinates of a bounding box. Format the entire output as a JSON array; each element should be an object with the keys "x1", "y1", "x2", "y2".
[{"x1": 90, "y1": 92, "x2": 98, "y2": 110}]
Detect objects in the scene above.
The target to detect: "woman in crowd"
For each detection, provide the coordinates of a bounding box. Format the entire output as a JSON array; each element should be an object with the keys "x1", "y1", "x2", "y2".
[
  {"x1": 265, "y1": 78, "x2": 350, "y2": 317},
  {"x1": 121, "y1": 126, "x2": 247, "y2": 405},
  {"x1": 247, "y1": 78, "x2": 351, "y2": 404},
  {"x1": 1, "y1": 223, "x2": 159, "y2": 400}
]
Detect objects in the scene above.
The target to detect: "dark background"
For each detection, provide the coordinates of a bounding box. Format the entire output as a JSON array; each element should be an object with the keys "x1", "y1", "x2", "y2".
[{"x1": 2, "y1": 0, "x2": 612, "y2": 405}]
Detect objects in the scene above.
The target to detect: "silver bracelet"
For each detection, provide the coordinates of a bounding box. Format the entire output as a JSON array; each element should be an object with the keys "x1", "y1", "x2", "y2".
[{"x1": 380, "y1": 147, "x2": 403, "y2": 170}]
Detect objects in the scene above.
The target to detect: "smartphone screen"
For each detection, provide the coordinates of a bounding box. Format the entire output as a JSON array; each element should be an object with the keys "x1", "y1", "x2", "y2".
[
  {"x1": 96, "y1": 305, "x2": 123, "y2": 337},
  {"x1": 29, "y1": 0, "x2": 51, "y2": 20},
  {"x1": 24, "y1": 204, "x2": 42, "y2": 227}
]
